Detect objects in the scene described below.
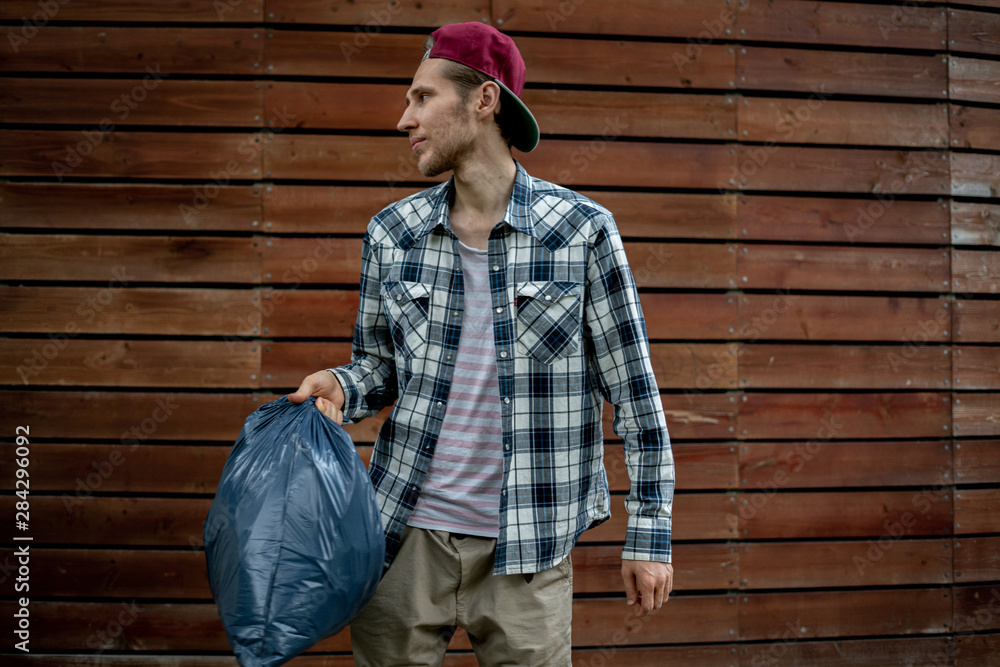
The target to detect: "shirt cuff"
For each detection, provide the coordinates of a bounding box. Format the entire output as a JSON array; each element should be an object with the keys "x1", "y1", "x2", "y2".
[
  {"x1": 622, "y1": 514, "x2": 672, "y2": 563},
  {"x1": 326, "y1": 367, "x2": 361, "y2": 425}
]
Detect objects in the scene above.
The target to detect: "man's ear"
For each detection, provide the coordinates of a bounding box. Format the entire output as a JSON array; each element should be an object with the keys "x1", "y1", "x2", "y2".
[{"x1": 475, "y1": 81, "x2": 502, "y2": 120}]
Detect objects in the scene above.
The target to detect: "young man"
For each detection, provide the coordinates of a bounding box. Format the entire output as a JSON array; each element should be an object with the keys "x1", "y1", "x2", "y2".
[{"x1": 289, "y1": 21, "x2": 674, "y2": 665}]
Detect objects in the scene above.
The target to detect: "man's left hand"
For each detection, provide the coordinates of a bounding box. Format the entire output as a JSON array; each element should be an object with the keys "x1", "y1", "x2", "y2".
[{"x1": 621, "y1": 560, "x2": 673, "y2": 616}]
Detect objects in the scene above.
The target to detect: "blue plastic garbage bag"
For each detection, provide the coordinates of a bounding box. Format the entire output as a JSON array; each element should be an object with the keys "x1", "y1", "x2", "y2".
[{"x1": 204, "y1": 396, "x2": 385, "y2": 667}]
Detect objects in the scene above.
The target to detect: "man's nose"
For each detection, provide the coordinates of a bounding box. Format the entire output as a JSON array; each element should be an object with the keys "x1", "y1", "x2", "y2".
[{"x1": 397, "y1": 106, "x2": 415, "y2": 133}]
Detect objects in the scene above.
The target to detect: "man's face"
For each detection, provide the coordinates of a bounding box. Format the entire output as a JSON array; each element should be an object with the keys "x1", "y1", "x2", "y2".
[{"x1": 397, "y1": 58, "x2": 477, "y2": 177}]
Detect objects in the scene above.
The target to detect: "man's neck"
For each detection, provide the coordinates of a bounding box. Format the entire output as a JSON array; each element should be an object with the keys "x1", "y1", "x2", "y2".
[{"x1": 449, "y1": 152, "x2": 517, "y2": 250}]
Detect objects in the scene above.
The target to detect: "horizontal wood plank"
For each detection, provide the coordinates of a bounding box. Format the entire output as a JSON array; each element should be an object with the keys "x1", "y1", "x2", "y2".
[
  {"x1": 642, "y1": 293, "x2": 739, "y2": 340},
  {"x1": 0, "y1": 0, "x2": 263, "y2": 22},
  {"x1": 955, "y1": 632, "x2": 1000, "y2": 667},
  {"x1": 263, "y1": 184, "x2": 413, "y2": 234},
  {"x1": 954, "y1": 488, "x2": 1000, "y2": 535},
  {"x1": 737, "y1": 47, "x2": 948, "y2": 98},
  {"x1": 261, "y1": 289, "x2": 360, "y2": 338},
  {"x1": 739, "y1": 195, "x2": 950, "y2": 245},
  {"x1": 951, "y1": 104, "x2": 1000, "y2": 152},
  {"x1": 739, "y1": 0, "x2": 946, "y2": 50},
  {"x1": 955, "y1": 299, "x2": 1000, "y2": 343},
  {"x1": 265, "y1": 0, "x2": 486, "y2": 26},
  {"x1": 624, "y1": 242, "x2": 736, "y2": 289},
  {"x1": 738, "y1": 343, "x2": 952, "y2": 390},
  {"x1": 738, "y1": 97, "x2": 948, "y2": 147},
  {"x1": 952, "y1": 153, "x2": 1000, "y2": 199},
  {"x1": 735, "y1": 294, "x2": 951, "y2": 343},
  {"x1": 949, "y1": 8, "x2": 1000, "y2": 57},
  {"x1": 737, "y1": 391, "x2": 951, "y2": 440},
  {"x1": 739, "y1": 588, "x2": 953, "y2": 639},
  {"x1": 494, "y1": 0, "x2": 737, "y2": 38},
  {"x1": 738, "y1": 489, "x2": 953, "y2": 540},
  {"x1": 954, "y1": 440, "x2": 1000, "y2": 485},
  {"x1": 262, "y1": 237, "x2": 363, "y2": 285},
  {"x1": 952, "y1": 202, "x2": 1000, "y2": 246},
  {"x1": 949, "y1": 55, "x2": 1000, "y2": 104},
  {"x1": 740, "y1": 636, "x2": 952, "y2": 667},
  {"x1": 0, "y1": 78, "x2": 263, "y2": 126},
  {"x1": 658, "y1": 393, "x2": 740, "y2": 441},
  {"x1": 518, "y1": 37, "x2": 735, "y2": 89},
  {"x1": 595, "y1": 191, "x2": 737, "y2": 240},
  {"x1": 571, "y1": 595, "x2": 738, "y2": 646},
  {"x1": 523, "y1": 89, "x2": 736, "y2": 140},
  {"x1": 954, "y1": 347, "x2": 1000, "y2": 390},
  {"x1": 954, "y1": 585, "x2": 1000, "y2": 633},
  {"x1": 0, "y1": 183, "x2": 262, "y2": 232},
  {"x1": 953, "y1": 248, "x2": 1000, "y2": 294},
  {"x1": 0, "y1": 391, "x2": 269, "y2": 442},
  {"x1": 0, "y1": 443, "x2": 230, "y2": 494},
  {"x1": 0, "y1": 27, "x2": 263, "y2": 74},
  {"x1": 954, "y1": 536, "x2": 1000, "y2": 584},
  {"x1": 0, "y1": 286, "x2": 259, "y2": 336},
  {"x1": 735, "y1": 146, "x2": 950, "y2": 195},
  {"x1": 0, "y1": 339, "x2": 260, "y2": 388},
  {"x1": 738, "y1": 440, "x2": 952, "y2": 489},
  {"x1": 739, "y1": 244, "x2": 950, "y2": 292},
  {"x1": 741, "y1": 539, "x2": 952, "y2": 588},
  {"x1": 0, "y1": 234, "x2": 262, "y2": 283},
  {"x1": 0, "y1": 129, "x2": 266, "y2": 180},
  {"x1": 954, "y1": 393, "x2": 1000, "y2": 437}
]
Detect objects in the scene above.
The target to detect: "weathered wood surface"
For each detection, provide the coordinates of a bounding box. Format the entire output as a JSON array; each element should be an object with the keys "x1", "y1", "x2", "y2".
[
  {"x1": 0, "y1": 183, "x2": 263, "y2": 232},
  {"x1": 0, "y1": 27, "x2": 263, "y2": 74},
  {"x1": 0, "y1": 0, "x2": 264, "y2": 22},
  {"x1": 0, "y1": 78, "x2": 264, "y2": 126},
  {"x1": 740, "y1": 195, "x2": 950, "y2": 244},
  {"x1": 738, "y1": 0, "x2": 946, "y2": 49}
]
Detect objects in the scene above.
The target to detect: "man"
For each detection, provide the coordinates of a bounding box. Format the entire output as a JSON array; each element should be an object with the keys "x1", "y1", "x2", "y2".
[{"x1": 289, "y1": 21, "x2": 673, "y2": 665}]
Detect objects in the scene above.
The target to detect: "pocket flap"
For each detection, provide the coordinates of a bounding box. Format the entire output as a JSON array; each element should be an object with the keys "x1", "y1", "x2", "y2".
[{"x1": 516, "y1": 281, "x2": 580, "y2": 304}]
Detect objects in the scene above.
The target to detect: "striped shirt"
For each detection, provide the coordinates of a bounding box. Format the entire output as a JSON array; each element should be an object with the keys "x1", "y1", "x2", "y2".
[
  {"x1": 330, "y1": 162, "x2": 674, "y2": 575},
  {"x1": 406, "y1": 242, "x2": 504, "y2": 536}
]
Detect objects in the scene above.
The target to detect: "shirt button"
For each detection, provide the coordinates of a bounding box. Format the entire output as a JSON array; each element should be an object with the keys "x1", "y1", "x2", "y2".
[
  {"x1": 446, "y1": 354, "x2": 452, "y2": 360},
  {"x1": 496, "y1": 307, "x2": 503, "y2": 314},
  {"x1": 492, "y1": 265, "x2": 500, "y2": 272},
  {"x1": 436, "y1": 401, "x2": 444, "y2": 407},
  {"x1": 545, "y1": 295, "x2": 552, "y2": 301},
  {"x1": 499, "y1": 350, "x2": 507, "y2": 358},
  {"x1": 397, "y1": 295, "x2": 402, "y2": 301},
  {"x1": 503, "y1": 397, "x2": 510, "y2": 404},
  {"x1": 504, "y1": 444, "x2": 510, "y2": 451},
  {"x1": 453, "y1": 311, "x2": 459, "y2": 318}
]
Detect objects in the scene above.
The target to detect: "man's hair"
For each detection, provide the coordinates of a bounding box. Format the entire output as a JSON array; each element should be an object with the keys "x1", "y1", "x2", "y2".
[{"x1": 422, "y1": 35, "x2": 513, "y2": 147}]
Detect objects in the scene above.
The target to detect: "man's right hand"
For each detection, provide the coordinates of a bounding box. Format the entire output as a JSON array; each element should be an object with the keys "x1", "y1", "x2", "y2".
[{"x1": 288, "y1": 370, "x2": 346, "y2": 425}]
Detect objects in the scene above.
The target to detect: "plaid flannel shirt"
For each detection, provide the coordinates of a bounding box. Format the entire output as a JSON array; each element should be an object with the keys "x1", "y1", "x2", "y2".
[{"x1": 330, "y1": 163, "x2": 674, "y2": 575}]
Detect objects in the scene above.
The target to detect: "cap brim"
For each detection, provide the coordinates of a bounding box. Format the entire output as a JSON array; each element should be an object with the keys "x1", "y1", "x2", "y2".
[{"x1": 495, "y1": 80, "x2": 539, "y2": 153}]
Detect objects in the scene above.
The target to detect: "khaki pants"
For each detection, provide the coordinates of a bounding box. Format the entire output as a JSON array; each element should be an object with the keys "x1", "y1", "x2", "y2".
[{"x1": 350, "y1": 527, "x2": 573, "y2": 666}]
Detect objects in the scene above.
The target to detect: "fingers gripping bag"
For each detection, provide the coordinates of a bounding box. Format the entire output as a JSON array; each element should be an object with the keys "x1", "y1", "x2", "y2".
[{"x1": 204, "y1": 396, "x2": 385, "y2": 666}]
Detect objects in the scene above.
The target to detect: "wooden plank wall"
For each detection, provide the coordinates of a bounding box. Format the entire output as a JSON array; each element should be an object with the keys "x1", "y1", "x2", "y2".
[{"x1": 1, "y1": 0, "x2": 999, "y2": 664}]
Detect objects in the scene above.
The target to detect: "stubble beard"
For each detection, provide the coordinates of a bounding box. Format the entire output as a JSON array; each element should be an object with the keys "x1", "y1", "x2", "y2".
[{"x1": 416, "y1": 102, "x2": 476, "y2": 178}]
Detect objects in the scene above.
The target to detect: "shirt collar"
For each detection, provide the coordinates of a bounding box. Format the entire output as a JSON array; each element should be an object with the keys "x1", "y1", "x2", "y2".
[{"x1": 414, "y1": 162, "x2": 537, "y2": 243}]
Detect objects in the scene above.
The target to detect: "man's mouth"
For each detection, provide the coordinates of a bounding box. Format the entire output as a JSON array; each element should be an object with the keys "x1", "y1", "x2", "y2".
[{"x1": 410, "y1": 138, "x2": 426, "y2": 153}]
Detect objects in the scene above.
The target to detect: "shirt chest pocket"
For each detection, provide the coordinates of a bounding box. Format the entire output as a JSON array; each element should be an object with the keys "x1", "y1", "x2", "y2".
[
  {"x1": 382, "y1": 280, "x2": 431, "y2": 359},
  {"x1": 515, "y1": 281, "x2": 582, "y2": 365}
]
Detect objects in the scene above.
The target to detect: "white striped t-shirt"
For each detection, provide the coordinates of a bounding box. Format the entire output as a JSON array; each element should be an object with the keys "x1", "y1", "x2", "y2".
[{"x1": 406, "y1": 240, "x2": 504, "y2": 537}]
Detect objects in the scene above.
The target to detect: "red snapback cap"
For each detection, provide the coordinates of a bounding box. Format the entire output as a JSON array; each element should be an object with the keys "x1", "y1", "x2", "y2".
[{"x1": 426, "y1": 22, "x2": 539, "y2": 152}]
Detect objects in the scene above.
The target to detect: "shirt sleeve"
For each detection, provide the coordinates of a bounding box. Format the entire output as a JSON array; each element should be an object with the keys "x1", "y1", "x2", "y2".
[
  {"x1": 584, "y1": 214, "x2": 674, "y2": 563},
  {"x1": 328, "y1": 231, "x2": 398, "y2": 424}
]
